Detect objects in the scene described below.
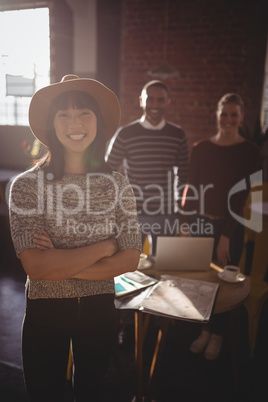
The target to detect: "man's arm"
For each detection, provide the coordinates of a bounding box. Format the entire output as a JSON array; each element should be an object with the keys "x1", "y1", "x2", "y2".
[
  {"x1": 178, "y1": 131, "x2": 189, "y2": 187},
  {"x1": 105, "y1": 128, "x2": 126, "y2": 170},
  {"x1": 177, "y1": 131, "x2": 189, "y2": 208}
]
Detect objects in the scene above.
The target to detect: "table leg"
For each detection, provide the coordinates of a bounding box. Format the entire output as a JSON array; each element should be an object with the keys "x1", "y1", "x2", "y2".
[
  {"x1": 135, "y1": 311, "x2": 151, "y2": 402},
  {"x1": 144, "y1": 317, "x2": 170, "y2": 402},
  {"x1": 229, "y1": 307, "x2": 240, "y2": 393}
]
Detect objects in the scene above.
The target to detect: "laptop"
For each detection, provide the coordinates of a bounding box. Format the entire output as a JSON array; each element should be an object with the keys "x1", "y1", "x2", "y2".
[{"x1": 154, "y1": 236, "x2": 214, "y2": 271}]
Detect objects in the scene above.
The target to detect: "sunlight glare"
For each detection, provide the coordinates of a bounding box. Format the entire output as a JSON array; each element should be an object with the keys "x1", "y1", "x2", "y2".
[
  {"x1": 0, "y1": 8, "x2": 50, "y2": 77},
  {"x1": 0, "y1": 8, "x2": 50, "y2": 125}
]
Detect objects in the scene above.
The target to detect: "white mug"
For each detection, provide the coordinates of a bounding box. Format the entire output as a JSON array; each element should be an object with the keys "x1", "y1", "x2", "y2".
[{"x1": 222, "y1": 265, "x2": 240, "y2": 281}]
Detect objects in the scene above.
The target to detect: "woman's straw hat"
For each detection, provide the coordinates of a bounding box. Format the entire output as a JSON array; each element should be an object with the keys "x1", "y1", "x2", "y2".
[{"x1": 28, "y1": 74, "x2": 121, "y2": 147}]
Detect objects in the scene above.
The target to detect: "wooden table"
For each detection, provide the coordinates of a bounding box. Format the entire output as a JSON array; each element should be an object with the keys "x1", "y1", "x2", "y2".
[{"x1": 130, "y1": 263, "x2": 250, "y2": 402}]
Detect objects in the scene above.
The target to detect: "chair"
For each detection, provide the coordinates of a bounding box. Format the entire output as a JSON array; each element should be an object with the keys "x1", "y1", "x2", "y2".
[
  {"x1": 239, "y1": 183, "x2": 268, "y2": 359},
  {"x1": 142, "y1": 234, "x2": 153, "y2": 255}
]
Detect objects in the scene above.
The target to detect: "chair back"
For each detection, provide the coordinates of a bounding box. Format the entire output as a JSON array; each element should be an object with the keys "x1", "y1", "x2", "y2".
[{"x1": 238, "y1": 182, "x2": 268, "y2": 358}]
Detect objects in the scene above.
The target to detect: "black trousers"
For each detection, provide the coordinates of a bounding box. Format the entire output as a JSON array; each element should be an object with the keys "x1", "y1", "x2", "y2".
[{"x1": 22, "y1": 293, "x2": 116, "y2": 402}]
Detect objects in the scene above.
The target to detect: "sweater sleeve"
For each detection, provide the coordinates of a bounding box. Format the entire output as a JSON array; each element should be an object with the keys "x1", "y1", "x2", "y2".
[
  {"x1": 9, "y1": 170, "x2": 44, "y2": 257},
  {"x1": 113, "y1": 172, "x2": 142, "y2": 252},
  {"x1": 181, "y1": 143, "x2": 200, "y2": 219},
  {"x1": 177, "y1": 130, "x2": 189, "y2": 187},
  {"x1": 105, "y1": 128, "x2": 126, "y2": 170}
]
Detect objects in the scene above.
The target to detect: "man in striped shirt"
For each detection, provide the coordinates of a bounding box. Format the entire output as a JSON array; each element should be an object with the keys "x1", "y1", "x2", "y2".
[{"x1": 106, "y1": 80, "x2": 188, "y2": 252}]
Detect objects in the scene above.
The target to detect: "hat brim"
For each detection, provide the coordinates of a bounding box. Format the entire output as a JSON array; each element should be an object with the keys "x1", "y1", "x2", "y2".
[{"x1": 28, "y1": 77, "x2": 121, "y2": 147}]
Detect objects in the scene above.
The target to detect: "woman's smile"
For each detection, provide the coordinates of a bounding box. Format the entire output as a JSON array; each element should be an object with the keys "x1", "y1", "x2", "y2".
[{"x1": 67, "y1": 133, "x2": 87, "y2": 141}]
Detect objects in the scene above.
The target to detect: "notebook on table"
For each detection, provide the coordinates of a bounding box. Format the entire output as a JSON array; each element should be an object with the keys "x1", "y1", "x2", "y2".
[{"x1": 154, "y1": 236, "x2": 214, "y2": 271}]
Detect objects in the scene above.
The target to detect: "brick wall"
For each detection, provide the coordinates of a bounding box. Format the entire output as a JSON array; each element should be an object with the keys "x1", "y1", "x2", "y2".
[{"x1": 119, "y1": 0, "x2": 268, "y2": 149}]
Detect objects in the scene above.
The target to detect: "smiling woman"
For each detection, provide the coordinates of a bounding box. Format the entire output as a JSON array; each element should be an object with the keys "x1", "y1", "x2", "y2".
[
  {"x1": 182, "y1": 92, "x2": 262, "y2": 361},
  {"x1": 0, "y1": 8, "x2": 50, "y2": 125},
  {"x1": 8, "y1": 74, "x2": 141, "y2": 402}
]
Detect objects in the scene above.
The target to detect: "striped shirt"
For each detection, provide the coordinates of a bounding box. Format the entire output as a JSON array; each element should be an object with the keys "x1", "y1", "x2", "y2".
[{"x1": 106, "y1": 120, "x2": 188, "y2": 215}]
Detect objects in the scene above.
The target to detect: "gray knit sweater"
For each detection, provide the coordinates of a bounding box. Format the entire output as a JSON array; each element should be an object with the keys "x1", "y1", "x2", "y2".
[{"x1": 9, "y1": 169, "x2": 142, "y2": 299}]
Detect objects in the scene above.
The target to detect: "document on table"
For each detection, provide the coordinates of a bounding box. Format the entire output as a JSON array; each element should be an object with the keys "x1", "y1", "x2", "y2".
[
  {"x1": 114, "y1": 270, "x2": 158, "y2": 298},
  {"x1": 140, "y1": 275, "x2": 219, "y2": 322}
]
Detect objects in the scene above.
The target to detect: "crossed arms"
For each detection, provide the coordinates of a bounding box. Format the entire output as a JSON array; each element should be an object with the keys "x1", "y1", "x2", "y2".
[{"x1": 19, "y1": 229, "x2": 140, "y2": 281}]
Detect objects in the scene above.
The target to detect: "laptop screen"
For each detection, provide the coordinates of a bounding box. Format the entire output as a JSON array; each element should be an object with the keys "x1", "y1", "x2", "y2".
[{"x1": 155, "y1": 236, "x2": 214, "y2": 271}]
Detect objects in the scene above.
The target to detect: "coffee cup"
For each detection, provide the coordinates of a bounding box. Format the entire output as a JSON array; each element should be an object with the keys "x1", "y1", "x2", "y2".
[{"x1": 222, "y1": 265, "x2": 240, "y2": 282}]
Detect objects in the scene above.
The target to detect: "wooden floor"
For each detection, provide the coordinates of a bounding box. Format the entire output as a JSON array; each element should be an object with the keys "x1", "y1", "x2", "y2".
[{"x1": 0, "y1": 230, "x2": 267, "y2": 402}]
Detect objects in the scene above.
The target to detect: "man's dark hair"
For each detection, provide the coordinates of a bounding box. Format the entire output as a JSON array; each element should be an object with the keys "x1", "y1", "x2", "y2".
[{"x1": 141, "y1": 80, "x2": 169, "y2": 97}]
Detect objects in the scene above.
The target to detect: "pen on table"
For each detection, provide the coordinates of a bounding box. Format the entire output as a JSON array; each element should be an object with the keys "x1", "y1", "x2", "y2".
[{"x1": 120, "y1": 276, "x2": 137, "y2": 287}]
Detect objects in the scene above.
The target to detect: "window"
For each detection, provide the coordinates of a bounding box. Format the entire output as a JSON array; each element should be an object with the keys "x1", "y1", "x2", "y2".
[{"x1": 0, "y1": 8, "x2": 50, "y2": 126}]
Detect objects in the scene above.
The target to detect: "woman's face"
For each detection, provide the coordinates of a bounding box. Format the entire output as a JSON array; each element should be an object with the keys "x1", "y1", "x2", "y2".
[
  {"x1": 53, "y1": 105, "x2": 97, "y2": 156},
  {"x1": 217, "y1": 102, "x2": 244, "y2": 136}
]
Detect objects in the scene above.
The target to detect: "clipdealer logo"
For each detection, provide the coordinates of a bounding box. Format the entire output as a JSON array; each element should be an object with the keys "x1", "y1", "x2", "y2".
[
  {"x1": 228, "y1": 170, "x2": 263, "y2": 233},
  {"x1": 7, "y1": 169, "x2": 264, "y2": 234}
]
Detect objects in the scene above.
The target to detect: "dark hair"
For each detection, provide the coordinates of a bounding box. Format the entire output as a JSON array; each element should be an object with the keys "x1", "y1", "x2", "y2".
[
  {"x1": 141, "y1": 80, "x2": 169, "y2": 97},
  {"x1": 34, "y1": 90, "x2": 111, "y2": 179}
]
